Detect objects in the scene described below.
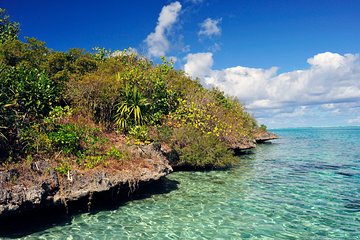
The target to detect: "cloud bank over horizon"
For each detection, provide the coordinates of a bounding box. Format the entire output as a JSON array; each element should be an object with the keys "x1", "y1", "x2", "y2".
[{"x1": 184, "y1": 51, "x2": 360, "y2": 127}]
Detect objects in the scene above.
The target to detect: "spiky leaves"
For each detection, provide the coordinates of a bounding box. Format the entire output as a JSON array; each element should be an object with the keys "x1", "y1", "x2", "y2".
[{"x1": 114, "y1": 84, "x2": 150, "y2": 131}]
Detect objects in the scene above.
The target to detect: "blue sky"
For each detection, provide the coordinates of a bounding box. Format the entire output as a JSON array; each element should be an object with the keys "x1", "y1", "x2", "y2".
[{"x1": 2, "y1": 0, "x2": 360, "y2": 128}]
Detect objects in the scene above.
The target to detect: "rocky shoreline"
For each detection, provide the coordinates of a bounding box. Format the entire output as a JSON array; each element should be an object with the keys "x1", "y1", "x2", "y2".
[
  {"x1": 0, "y1": 144, "x2": 172, "y2": 221},
  {"x1": 254, "y1": 131, "x2": 278, "y2": 143},
  {"x1": 0, "y1": 133, "x2": 277, "y2": 224}
]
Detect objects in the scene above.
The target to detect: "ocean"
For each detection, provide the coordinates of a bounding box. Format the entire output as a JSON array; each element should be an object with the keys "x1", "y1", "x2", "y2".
[{"x1": 20, "y1": 127, "x2": 360, "y2": 239}]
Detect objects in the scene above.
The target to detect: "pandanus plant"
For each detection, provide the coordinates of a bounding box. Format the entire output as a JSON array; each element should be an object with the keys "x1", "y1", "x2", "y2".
[
  {"x1": 0, "y1": 127, "x2": 6, "y2": 142},
  {"x1": 0, "y1": 103, "x2": 14, "y2": 142},
  {"x1": 114, "y1": 84, "x2": 150, "y2": 131}
]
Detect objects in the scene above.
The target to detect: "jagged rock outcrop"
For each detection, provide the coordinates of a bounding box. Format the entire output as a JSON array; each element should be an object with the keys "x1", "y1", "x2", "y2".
[
  {"x1": 229, "y1": 138, "x2": 257, "y2": 150},
  {"x1": 0, "y1": 144, "x2": 172, "y2": 219},
  {"x1": 254, "y1": 131, "x2": 278, "y2": 143},
  {"x1": 0, "y1": 162, "x2": 59, "y2": 217}
]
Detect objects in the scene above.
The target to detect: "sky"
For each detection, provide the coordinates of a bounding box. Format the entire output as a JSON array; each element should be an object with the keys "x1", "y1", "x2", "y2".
[{"x1": 2, "y1": 0, "x2": 360, "y2": 128}]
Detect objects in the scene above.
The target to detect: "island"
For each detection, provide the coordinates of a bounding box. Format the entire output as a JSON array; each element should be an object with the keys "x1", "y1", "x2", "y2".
[{"x1": 0, "y1": 8, "x2": 277, "y2": 223}]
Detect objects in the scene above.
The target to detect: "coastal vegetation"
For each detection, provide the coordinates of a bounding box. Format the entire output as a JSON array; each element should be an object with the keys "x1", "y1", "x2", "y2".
[{"x1": 0, "y1": 8, "x2": 264, "y2": 171}]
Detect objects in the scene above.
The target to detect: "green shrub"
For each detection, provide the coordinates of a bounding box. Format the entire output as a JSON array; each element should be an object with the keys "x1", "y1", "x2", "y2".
[
  {"x1": 260, "y1": 124, "x2": 267, "y2": 131},
  {"x1": 44, "y1": 106, "x2": 72, "y2": 125},
  {"x1": 0, "y1": 65, "x2": 61, "y2": 161},
  {"x1": 48, "y1": 124, "x2": 80, "y2": 154},
  {"x1": 66, "y1": 71, "x2": 119, "y2": 126},
  {"x1": 74, "y1": 56, "x2": 98, "y2": 75},
  {"x1": 0, "y1": 7, "x2": 260, "y2": 168},
  {"x1": 83, "y1": 155, "x2": 105, "y2": 169},
  {"x1": 128, "y1": 125, "x2": 150, "y2": 144},
  {"x1": 0, "y1": 8, "x2": 20, "y2": 44},
  {"x1": 92, "y1": 47, "x2": 111, "y2": 62},
  {"x1": 0, "y1": 37, "x2": 49, "y2": 68},
  {"x1": 211, "y1": 87, "x2": 233, "y2": 109},
  {"x1": 151, "y1": 125, "x2": 173, "y2": 143},
  {"x1": 19, "y1": 124, "x2": 52, "y2": 154},
  {"x1": 107, "y1": 146, "x2": 123, "y2": 160},
  {"x1": 81, "y1": 128, "x2": 107, "y2": 156},
  {"x1": 171, "y1": 126, "x2": 238, "y2": 168},
  {"x1": 0, "y1": 66, "x2": 59, "y2": 121},
  {"x1": 16, "y1": 68, "x2": 58, "y2": 119},
  {"x1": 55, "y1": 162, "x2": 71, "y2": 175}
]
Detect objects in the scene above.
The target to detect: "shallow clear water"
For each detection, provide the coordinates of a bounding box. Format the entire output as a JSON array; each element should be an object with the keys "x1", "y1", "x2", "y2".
[{"x1": 23, "y1": 127, "x2": 360, "y2": 239}]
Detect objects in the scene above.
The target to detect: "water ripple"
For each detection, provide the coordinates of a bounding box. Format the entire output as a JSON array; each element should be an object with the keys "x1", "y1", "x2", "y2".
[{"x1": 17, "y1": 127, "x2": 360, "y2": 239}]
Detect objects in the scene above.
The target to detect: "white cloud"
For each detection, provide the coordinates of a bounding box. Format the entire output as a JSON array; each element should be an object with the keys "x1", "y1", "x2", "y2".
[
  {"x1": 198, "y1": 18, "x2": 222, "y2": 38},
  {"x1": 145, "y1": 2, "x2": 182, "y2": 58},
  {"x1": 348, "y1": 117, "x2": 360, "y2": 124},
  {"x1": 184, "y1": 51, "x2": 360, "y2": 127},
  {"x1": 184, "y1": 52, "x2": 213, "y2": 81},
  {"x1": 275, "y1": 106, "x2": 308, "y2": 118}
]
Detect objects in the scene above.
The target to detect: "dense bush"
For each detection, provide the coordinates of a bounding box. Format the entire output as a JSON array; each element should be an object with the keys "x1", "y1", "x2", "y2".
[
  {"x1": 171, "y1": 126, "x2": 238, "y2": 168},
  {"x1": 0, "y1": 64, "x2": 59, "y2": 160},
  {"x1": 127, "y1": 125, "x2": 151, "y2": 145},
  {"x1": 0, "y1": 38, "x2": 49, "y2": 68},
  {"x1": 48, "y1": 124, "x2": 81, "y2": 154},
  {"x1": 166, "y1": 89, "x2": 256, "y2": 148},
  {"x1": 114, "y1": 55, "x2": 178, "y2": 127},
  {"x1": 0, "y1": 8, "x2": 266, "y2": 169},
  {"x1": 66, "y1": 70, "x2": 119, "y2": 126}
]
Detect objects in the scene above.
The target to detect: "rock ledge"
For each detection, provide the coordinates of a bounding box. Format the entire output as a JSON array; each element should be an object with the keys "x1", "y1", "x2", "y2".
[
  {"x1": 254, "y1": 131, "x2": 278, "y2": 143},
  {"x1": 0, "y1": 144, "x2": 172, "y2": 219}
]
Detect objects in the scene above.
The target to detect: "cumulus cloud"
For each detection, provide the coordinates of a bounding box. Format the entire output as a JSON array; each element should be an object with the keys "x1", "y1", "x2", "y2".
[
  {"x1": 184, "y1": 52, "x2": 213, "y2": 80},
  {"x1": 145, "y1": 2, "x2": 182, "y2": 58},
  {"x1": 198, "y1": 18, "x2": 222, "y2": 38},
  {"x1": 184, "y1": 51, "x2": 360, "y2": 126}
]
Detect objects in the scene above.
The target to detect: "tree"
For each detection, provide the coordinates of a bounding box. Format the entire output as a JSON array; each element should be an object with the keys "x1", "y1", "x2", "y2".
[
  {"x1": 0, "y1": 8, "x2": 20, "y2": 44},
  {"x1": 0, "y1": 37, "x2": 48, "y2": 68}
]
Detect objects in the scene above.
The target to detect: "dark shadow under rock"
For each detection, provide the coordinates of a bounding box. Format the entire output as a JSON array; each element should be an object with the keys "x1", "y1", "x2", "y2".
[{"x1": 0, "y1": 177, "x2": 179, "y2": 238}]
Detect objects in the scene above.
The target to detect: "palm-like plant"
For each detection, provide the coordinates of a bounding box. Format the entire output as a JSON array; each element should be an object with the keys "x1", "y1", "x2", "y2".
[
  {"x1": 114, "y1": 84, "x2": 149, "y2": 130},
  {"x1": 0, "y1": 126, "x2": 7, "y2": 142}
]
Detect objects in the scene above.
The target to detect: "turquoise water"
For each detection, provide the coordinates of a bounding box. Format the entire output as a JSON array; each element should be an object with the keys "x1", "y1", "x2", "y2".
[{"x1": 23, "y1": 127, "x2": 360, "y2": 239}]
